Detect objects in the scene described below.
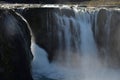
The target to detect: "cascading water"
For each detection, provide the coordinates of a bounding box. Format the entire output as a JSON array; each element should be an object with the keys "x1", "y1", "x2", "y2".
[{"x1": 31, "y1": 6, "x2": 120, "y2": 80}]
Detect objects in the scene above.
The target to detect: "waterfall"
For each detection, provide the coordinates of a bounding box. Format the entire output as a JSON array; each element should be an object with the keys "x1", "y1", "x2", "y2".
[
  {"x1": 53, "y1": 12, "x2": 81, "y2": 67},
  {"x1": 31, "y1": 42, "x2": 64, "y2": 80},
  {"x1": 31, "y1": 7, "x2": 120, "y2": 80}
]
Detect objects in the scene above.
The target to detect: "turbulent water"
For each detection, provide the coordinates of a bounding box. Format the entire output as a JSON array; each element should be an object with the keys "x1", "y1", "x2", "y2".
[{"x1": 30, "y1": 6, "x2": 120, "y2": 80}]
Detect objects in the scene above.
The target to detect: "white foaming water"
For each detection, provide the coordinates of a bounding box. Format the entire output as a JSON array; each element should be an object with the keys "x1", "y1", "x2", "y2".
[
  {"x1": 31, "y1": 42, "x2": 64, "y2": 80},
  {"x1": 31, "y1": 8, "x2": 120, "y2": 80},
  {"x1": 31, "y1": 42, "x2": 120, "y2": 80}
]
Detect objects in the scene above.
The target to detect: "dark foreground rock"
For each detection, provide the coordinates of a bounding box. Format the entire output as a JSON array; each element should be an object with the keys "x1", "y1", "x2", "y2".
[{"x1": 0, "y1": 9, "x2": 33, "y2": 80}]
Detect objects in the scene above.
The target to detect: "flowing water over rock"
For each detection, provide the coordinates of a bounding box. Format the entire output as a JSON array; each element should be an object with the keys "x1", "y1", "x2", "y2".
[
  {"x1": 1, "y1": 4, "x2": 120, "y2": 80},
  {"x1": 28, "y1": 6, "x2": 120, "y2": 80}
]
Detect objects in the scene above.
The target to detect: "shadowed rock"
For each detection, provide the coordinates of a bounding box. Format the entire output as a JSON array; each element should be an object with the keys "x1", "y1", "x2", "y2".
[
  {"x1": 22, "y1": 8, "x2": 76, "y2": 62},
  {"x1": 0, "y1": 9, "x2": 33, "y2": 80},
  {"x1": 95, "y1": 9, "x2": 120, "y2": 68}
]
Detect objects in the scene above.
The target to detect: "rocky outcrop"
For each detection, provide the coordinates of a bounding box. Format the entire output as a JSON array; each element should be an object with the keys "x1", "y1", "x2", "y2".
[
  {"x1": 0, "y1": 9, "x2": 33, "y2": 80},
  {"x1": 95, "y1": 9, "x2": 120, "y2": 68}
]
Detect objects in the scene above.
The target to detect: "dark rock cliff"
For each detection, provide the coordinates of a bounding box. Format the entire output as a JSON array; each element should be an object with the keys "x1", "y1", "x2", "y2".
[
  {"x1": 95, "y1": 9, "x2": 120, "y2": 68},
  {"x1": 22, "y1": 8, "x2": 75, "y2": 61},
  {"x1": 0, "y1": 9, "x2": 33, "y2": 80},
  {"x1": 22, "y1": 8, "x2": 56, "y2": 61}
]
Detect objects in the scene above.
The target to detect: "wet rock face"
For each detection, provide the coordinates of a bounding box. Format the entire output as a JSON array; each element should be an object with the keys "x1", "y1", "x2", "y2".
[
  {"x1": 95, "y1": 9, "x2": 120, "y2": 68},
  {"x1": 109, "y1": 10, "x2": 120, "y2": 67},
  {"x1": 22, "y1": 8, "x2": 57, "y2": 61},
  {"x1": 95, "y1": 9, "x2": 108, "y2": 58},
  {"x1": 22, "y1": 8, "x2": 75, "y2": 61},
  {"x1": 0, "y1": 9, "x2": 33, "y2": 80},
  {"x1": 22, "y1": 8, "x2": 76, "y2": 61}
]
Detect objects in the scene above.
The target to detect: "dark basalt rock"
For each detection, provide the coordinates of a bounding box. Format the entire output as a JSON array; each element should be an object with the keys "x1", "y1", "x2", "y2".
[
  {"x1": 95, "y1": 9, "x2": 108, "y2": 58},
  {"x1": 95, "y1": 9, "x2": 120, "y2": 68},
  {"x1": 22, "y1": 8, "x2": 59, "y2": 61},
  {"x1": 57, "y1": 8, "x2": 75, "y2": 17},
  {"x1": 22, "y1": 8, "x2": 76, "y2": 62},
  {"x1": 108, "y1": 10, "x2": 120, "y2": 68},
  {"x1": 0, "y1": 9, "x2": 33, "y2": 80}
]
